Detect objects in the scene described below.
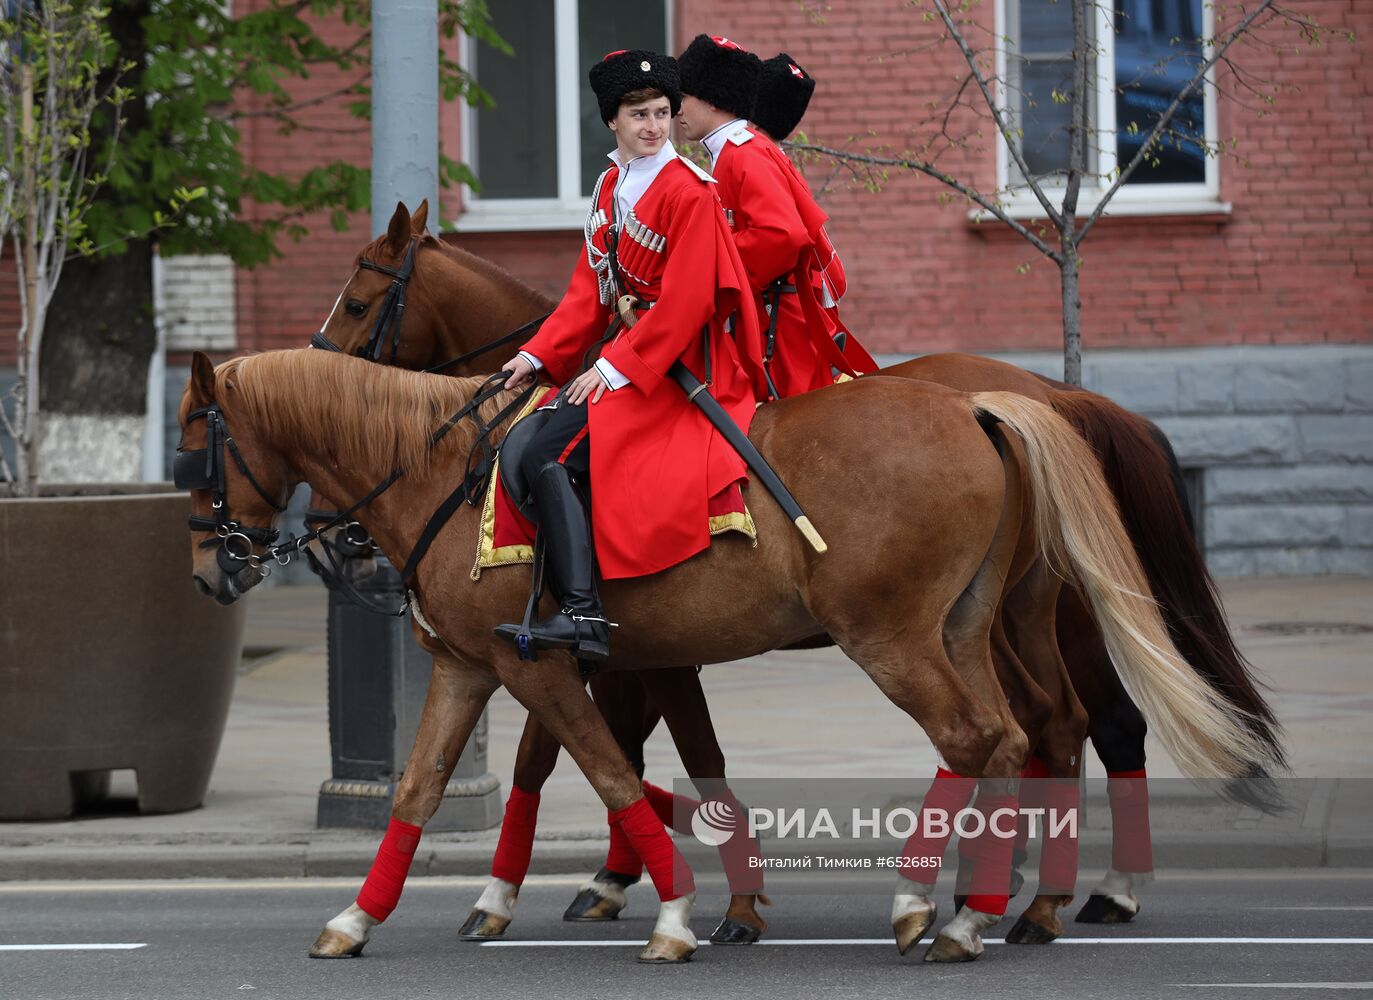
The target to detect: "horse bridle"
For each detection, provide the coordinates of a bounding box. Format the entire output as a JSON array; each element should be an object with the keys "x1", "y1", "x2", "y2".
[
  {"x1": 174, "y1": 373, "x2": 535, "y2": 590},
  {"x1": 310, "y1": 235, "x2": 550, "y2": 374},
  {"x1": 174, "y1": 404, "x2": 287, "y2": 576}
]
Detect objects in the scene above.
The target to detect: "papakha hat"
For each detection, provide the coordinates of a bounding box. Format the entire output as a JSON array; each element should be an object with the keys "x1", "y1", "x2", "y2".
[
  {"x1": 753, "y1": 53, "x2": 816, "y2": 140},
  {"x1": 588, "y1": 49, "x2": 681, "y2": 124},
  {"x1": 677, "y1": 34, "x2": 761, "y2": 121}
]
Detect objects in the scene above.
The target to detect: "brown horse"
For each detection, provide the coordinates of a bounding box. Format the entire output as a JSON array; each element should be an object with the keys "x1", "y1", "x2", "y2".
[
  {"x1": 179, "y1": 345, "x2": 1271, "y2": 964},
  {"x1": 310, "y1": 203, "x2": 1283, "y2": 940}
]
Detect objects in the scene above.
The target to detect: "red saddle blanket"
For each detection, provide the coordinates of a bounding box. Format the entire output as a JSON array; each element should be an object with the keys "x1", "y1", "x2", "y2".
[{"x1": 470, "y1": 392, "x2": 757, "y2": 580}]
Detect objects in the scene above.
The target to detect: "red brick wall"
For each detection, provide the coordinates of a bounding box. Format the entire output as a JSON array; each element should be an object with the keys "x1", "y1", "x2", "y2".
[{"x1": 3, "y1": 0, "x2": 1368, "y2": 368}]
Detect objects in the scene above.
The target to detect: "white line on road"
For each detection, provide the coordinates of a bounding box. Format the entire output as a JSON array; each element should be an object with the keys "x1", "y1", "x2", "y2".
[
  {"x1": 1258, "y1": 906, "x2": 1373, "y2": 911},
  {"x1": 0, "y1": 875, "x2": 587, "y2": 894},
  {"x1": 0, "y1": 944, "x2": 146, "y2": 952},
  {"x1": 1174, "y1": 985, "x2": 1373, "y2": 991},
  {"x1": 480, "y1": 937, "x2": 1373, "y2": 948}
]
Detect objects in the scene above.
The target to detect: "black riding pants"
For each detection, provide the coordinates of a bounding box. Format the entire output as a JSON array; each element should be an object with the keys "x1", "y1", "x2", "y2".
[{"x1": 517, "y1": 399, "x2": 591, "y2": 487}]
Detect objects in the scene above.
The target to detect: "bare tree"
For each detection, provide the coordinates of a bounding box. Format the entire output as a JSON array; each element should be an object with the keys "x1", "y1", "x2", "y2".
[{"x1": 791, "y1": 0, "x2": 1343, "y2": 384}]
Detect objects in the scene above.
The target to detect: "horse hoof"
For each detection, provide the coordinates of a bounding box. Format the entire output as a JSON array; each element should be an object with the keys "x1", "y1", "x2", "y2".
[
  {"x1": 459, "y1": 908, "x2": 512, "y2": 940},
  {"x1": 308, "y1": 927, "x2": 365, "y2": 959},
  {"x1": 637, "y1": 932, "x2": 695, "y2": 964},
  {"x1": 1075, "y1": 893, "x2": 1138, "y2": 924},
  {"x1": 923, "y1": 931, "x2": 983, "y2": 963},
  {"x1": 1005, "y1": 915, "x2": 1059, "y2": 945},
  {"x1": 709, "y1": 917, "x2": 763, "y2": 945},
  {"x1": 892, "y1": 902, "x2": 937, "y2": 956},
  {"x1": 563, "y1": 886, "x2": 626, "y2": 922}
]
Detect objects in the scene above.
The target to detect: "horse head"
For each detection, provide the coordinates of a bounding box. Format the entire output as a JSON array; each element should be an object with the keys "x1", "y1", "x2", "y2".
[
  {"x1": 314, "y1": 200, "x2": 450, "y2": 371},
  {"x1": 176, "y1": 351, "x2": 292, "y2": 605}
]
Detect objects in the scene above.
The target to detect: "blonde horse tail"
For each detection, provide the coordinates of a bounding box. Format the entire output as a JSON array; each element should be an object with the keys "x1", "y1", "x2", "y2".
[{"x1": 970, "y1": 391, "x2": 1274, "y2": 782}]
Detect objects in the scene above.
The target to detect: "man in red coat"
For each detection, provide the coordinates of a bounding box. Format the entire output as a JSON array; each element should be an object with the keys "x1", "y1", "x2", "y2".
[
  {"x1": 676, "y1": 36, "x2": 876, "y2": 400},
  {"x1": 752, "y1": 53, "x2": 877, "y2": 376},
  {"x1": 497, "y1": 49, "x2": 765, "y2": 662}
]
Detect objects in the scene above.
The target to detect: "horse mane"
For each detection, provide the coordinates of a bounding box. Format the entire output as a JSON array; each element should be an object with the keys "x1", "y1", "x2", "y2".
[{"x1": 218, "y1": 350, "x2": 526, "y2": 477}]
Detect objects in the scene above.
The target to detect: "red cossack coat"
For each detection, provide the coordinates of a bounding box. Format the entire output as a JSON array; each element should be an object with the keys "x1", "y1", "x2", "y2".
[
  {"x1": 519, "y1": 155, "x2": 767, "y2": 580},
  {"x1": 712, "y1": 125, "x2": 878, "y2": 398}
]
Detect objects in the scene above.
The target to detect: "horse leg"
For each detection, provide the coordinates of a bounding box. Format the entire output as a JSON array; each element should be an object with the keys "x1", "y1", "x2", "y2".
[
  {"x1": 459, "y1": 710, "x2": 564, "y2": 939},
  {"x1": 910, "y1": 433, "x2": 1029, "y2": 963},
  {"x1": 311, "y1": 633, "x2": 499, "y2": 958},
  {"x1": 562, "y1": 670, "x2": 660, "y2": 922},
  {"x1": 833, "y1": 617, "x2": 1012, "y2": 962},
  {"x1": 1059, "y1": 586, "x2": 1155, "y2": 924},
  {"x1": 640, "y1": 666, "x2": 771, "y2": 946},
  {"x1": 998, "y1": 565, "x2": 1091, "y2": 945},
  {"x1": 496, "y1": 656, "x2": 699, "y2": 963}
]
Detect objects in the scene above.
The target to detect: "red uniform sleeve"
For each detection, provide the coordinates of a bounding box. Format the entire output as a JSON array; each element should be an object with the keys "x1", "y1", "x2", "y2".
[
  {"x1": 599, "y1": 182, "x2": 719, "y2": 397},
  {"x1": 727, "y1": 145, "x2": 811, "y2": 290},
  {"x1": 519, "y1": 246, "x2": 611, "y2": 386}
]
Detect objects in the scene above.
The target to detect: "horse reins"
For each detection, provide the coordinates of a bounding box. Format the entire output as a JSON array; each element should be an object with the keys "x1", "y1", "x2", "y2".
[{"x1": 175, "y1": 372, "x2": 536, "y2": 609}]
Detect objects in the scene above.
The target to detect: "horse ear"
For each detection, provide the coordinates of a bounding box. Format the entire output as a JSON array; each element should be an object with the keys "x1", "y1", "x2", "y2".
[
  {"x1": 386, "y1": 201, "x2": 411, "y2": 253},
  {"x1": 190, "y1": 351, "x2": 216, "y2": 405},
  {"x1": 410, "y1": 199, "x2": 429, "y2": 234}
]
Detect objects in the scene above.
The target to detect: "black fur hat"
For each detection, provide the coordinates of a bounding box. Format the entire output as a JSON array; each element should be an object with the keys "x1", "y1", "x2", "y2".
[
  {"x1": 588, "y1": 49, "x2": 681, "y2": 124},
  {"x1": 677, "y1": 34, "x2": 761, "y2": 121},
  {"x1": 753, "y1": 53, "x2": 816, "y2": 141}
]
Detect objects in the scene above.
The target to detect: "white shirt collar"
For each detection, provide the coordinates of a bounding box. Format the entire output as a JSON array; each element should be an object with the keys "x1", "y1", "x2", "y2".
[
  {"x1": 701, "y1": 118, "x2": 747, "y2": 168},
  {"x1": 606, "y1": 141, "x2": 678, "y2": 222}
]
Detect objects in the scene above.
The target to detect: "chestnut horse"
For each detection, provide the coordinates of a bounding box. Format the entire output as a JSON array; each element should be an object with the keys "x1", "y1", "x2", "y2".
[
  {"x1": 308, "y1": 204, "x2": 1283, "y2": 940},
  {"x1": 179, "y1": 346, "x2": 1272, "y2": 964}
]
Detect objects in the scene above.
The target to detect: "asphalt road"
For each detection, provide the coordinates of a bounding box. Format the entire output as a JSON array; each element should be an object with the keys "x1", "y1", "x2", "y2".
[{"x1": 1, "y1": 872, "x2": 1371, "y2": 1000}]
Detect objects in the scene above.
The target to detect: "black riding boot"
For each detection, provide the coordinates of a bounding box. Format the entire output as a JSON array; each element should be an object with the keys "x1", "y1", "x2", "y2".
[{"x1": 495, "y1": 462, "x2": 612, "y2": 661}]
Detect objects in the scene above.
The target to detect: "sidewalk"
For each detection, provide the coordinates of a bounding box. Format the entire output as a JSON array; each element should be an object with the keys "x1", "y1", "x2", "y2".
[{"x1": 2, "y1": 577, "x2": 1370, "y2": 880}]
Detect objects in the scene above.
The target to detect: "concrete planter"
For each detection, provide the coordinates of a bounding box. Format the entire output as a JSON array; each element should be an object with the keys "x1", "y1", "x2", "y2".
[{"x1": 0, "y1": 485, "x2": 245, "y2": 820}]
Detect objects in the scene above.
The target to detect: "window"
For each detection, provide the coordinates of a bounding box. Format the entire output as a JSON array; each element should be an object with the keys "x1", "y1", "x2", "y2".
[
  {"x1": 996, "y1": 0, "x2": 1223, "y2": 218},
  {"x1": 462, "y1": 0, "x2": 669, "y2": 231}
]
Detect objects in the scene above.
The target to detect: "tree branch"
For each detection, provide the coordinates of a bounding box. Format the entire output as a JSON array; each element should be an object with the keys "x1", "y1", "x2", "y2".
[
  {"x1": 930, "y1": 0, "x2": 1064, "y2": 229},
  {"x1": 787, "y1": 141, "x2": 1060, "y2": 260},
  {"x1": 1077, "y1": 0, "x2": 1275, "y2": 242}
]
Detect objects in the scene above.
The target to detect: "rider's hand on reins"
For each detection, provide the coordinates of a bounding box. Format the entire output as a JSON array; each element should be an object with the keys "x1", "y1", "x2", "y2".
[
  {"x1": 501, "y1": 354, "x2": 535, "y2": 389},
  {"x1": 567, "y1": 367, "x2": 610, "y2": 406}
]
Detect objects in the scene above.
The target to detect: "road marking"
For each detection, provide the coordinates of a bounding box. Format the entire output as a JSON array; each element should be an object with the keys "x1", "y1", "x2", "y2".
[
  {"x1": 0, "y1": 944, "x2": 146, "y2": 952},
  {"x1": 1258, "y1": 906, "x2": 1373, "y2": 911},
  {"x1": 0, "y1": 875, "x2": 587, "y2": 894},
  {"x1": 1174, "y1": 985, "x2": 1373, "y2": 991},
  {"x1": 480, "y1": 937, "x2": 1373, "y2": 948}
]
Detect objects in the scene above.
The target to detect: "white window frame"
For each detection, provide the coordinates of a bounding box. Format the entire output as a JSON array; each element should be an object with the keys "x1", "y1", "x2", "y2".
[
  {"x1": 988, "y1": 0, "x2": 1228, "y2": 221},
  {"x1": 458, "y1": 0, "x2": 672, "y2": 233}
]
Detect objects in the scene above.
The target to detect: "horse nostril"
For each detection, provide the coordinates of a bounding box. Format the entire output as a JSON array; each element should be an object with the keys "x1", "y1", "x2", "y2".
[{"x1": 193, "y1": 575, "x2": 213, "y2": 597}]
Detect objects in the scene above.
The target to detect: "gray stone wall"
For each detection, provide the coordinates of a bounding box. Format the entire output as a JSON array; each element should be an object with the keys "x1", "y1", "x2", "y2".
[
  {"x1": 964, "y1": 345, "x2": 1373, "y2": 577},
  {"x1": 10, "y1": 344, "x2": 1373, "y2": 577}
]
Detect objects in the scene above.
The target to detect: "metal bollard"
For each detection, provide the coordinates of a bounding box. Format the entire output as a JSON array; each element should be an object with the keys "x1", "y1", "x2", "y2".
[{"x1": 315, "y1": 556, "x2": 502, "y2": 830}]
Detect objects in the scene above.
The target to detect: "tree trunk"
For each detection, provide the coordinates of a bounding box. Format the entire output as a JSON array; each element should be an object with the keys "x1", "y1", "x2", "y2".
[
  {"x1": 1060, "y1": 249, "x2": 1083, "y2": 387},
  {"x1": 35, "y1": 0, "x2": 155, "y2": 483},
  {"x1": 37, "y1": 242, "x2": 155, "y2": 481}
]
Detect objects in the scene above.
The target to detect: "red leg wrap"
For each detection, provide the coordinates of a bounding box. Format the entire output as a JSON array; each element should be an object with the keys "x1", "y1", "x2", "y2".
[
  {"x1": 1107, "y1": 768, "x2": 1153, "y2": 873},
  {"x1": 609, "y1": 797, "x2": 695, "y2": 901},
  {"x1": 1015, "y1": 758, "x2": 1050, "y2": 855},
  {"x1": 490, "y1": 785, "x2": 541, "y2": 885},
  {"x1": 964, "y1": 791, "x2": 1019, "y2": 916},
  {"x1": 706, "y1": 789, "x2": 765, "y2": 894},
  {"x1": 899, "y1": 767, "x2": 976, "y2": 885},
  {"x1": 356, "y1": 817, "x2": 422, "y2": 922},
  {"x1": 1037, "y1": 779, "x2": 1081, "y2": 894},
  {"x1": 604, "y1": 818, "x2": 644, "y2": 878},
  {"x1": 642, "y1": 780, "x2": 700, "y2": 834}
]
